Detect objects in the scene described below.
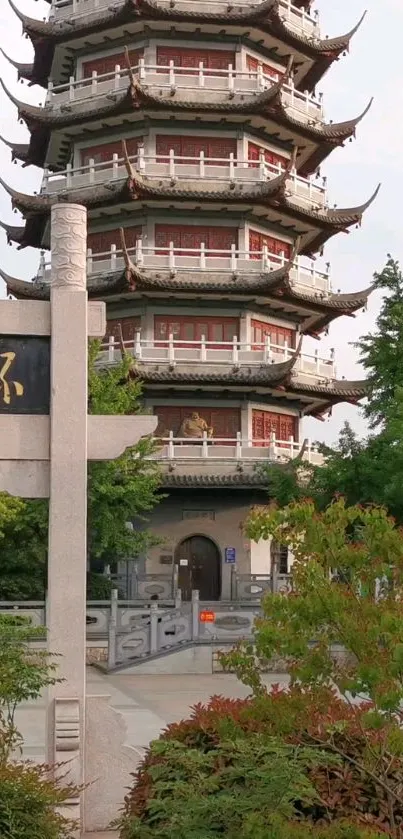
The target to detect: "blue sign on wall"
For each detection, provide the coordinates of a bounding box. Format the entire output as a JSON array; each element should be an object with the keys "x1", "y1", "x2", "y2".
[{"x1": 225, "y1": 547, "x2": 236, "y2": 564}]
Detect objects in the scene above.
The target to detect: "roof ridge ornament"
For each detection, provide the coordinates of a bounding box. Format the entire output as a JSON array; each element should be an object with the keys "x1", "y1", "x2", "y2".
[
  {"x1": 119, "y1": 227, "x2": 137, "y2": 291},
  {"x1": 124, "y1": 45, "x2": 136, "y2": 87}
]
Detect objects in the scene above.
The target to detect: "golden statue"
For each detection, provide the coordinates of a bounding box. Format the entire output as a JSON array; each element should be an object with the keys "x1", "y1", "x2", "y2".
[{"x1": 178, "y1": 412, "x2": 213, "y2": 439}]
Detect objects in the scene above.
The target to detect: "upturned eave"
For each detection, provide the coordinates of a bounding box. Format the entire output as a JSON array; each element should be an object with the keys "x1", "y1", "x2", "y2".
[
  {"x1": 3, "y1": 259, "x2": 375, "y2": 339},
  {"x1": 0, "y1": 165, "x2": 380, "y2": 257},
  {"x1": 140, "y1": 369, "x2": 368, "y2": 415},
  {"x1": 0, "y1": 74, "x2": 372, "y2": 176},
  {"x1": 8, "y1": 0, "x2": 366, "y2": 93}
]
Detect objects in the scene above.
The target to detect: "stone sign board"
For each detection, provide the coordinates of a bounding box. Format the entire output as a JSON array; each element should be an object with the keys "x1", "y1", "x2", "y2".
[{"x1": 0, "y1": 336, "x2": 50, "y2": 414}]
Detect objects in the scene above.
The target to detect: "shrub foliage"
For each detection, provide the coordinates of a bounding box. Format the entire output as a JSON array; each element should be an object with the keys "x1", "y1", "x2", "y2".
[
  {"x1": 0, "y1": 760, "x2": 79, "y2": 839},
  {"x1": 118, "y1": 689, "x2": 393, "y2": 838}
]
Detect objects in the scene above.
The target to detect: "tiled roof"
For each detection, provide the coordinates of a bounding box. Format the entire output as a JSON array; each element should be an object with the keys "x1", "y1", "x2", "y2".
[
  {"x1": 0, "y1": 75, "x2": 373, "y2": 177},
  {"x1": 2, "y1": 265, "x2": 374, "y2": 339},
  {"x1": 137, "y1": 351, "x2": 300, "y2": 385},
  {"x1": 0, "y1": 165, "x2": 379, "y2": 256},
  {"x1": 161, "y1": 472, "x2": 267, "y2": 488},
  {"x1": 8, "y1": 0, "x2": 365, "y2": 92}
]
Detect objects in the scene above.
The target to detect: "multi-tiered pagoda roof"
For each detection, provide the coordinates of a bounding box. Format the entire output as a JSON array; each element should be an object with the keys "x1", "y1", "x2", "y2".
[{"x1": 0, "y1": 0, "x2": 376, "y2": 484}]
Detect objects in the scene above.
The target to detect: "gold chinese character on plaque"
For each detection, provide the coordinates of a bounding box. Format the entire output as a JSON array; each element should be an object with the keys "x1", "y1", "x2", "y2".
[{"x1": 0, "y1": 352, "x2": 24, "y2": 406}]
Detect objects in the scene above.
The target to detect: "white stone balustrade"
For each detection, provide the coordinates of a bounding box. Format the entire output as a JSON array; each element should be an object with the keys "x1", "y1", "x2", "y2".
[
  {"x1": 36, "y1": 241, "x2": 331, "y2": 294},
  {"x1": 46, "y1": 62, "x2": 324, "y2": 126},
  {"x1": 49, "y1": 0, "x2": 319, "y2": 38},
  {"x1": 41, "y1": 150, "x2": 327, "y2": 209},
  {"x1": 100, "y1": 334, "x2": 336, "y2": 381},
  {"x1": 152, "y1": 432, "x2": 324, "y2": 465}
]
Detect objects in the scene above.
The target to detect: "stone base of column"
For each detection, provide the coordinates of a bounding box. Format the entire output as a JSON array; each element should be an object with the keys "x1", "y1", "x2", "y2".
[{"x1": 84, "y1": 695, "x2": 143, "y2": 833}]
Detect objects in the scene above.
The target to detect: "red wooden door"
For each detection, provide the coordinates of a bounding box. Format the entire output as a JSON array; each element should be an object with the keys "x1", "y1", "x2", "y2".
[
  {"x1": 80, "y1": 137, "x2": 141, "y2": 167},
  {"x1": 105, "y1": 316, "x2": 141, "y2": 345},
  {"x1": 154, "y1": 315, "x2": 239, "y2": 348},
  {"x1": 155, "y1": 224, "x2": 238, "y2": 257},
  {"x1": 246, "y1": 54, "x2": 281, "y2": 80},
  {"x1": 251, "y1": 319, "x2": 295, "y2": 350},
  {"x1": 155, "y1": 406, "x2": 240, "y2": 442},
  {"x1": 156, "y1": 47, "x2": 235, "y2": 75},
  {"x1": 87, "y1": 226, "x2": 141, "y2": 253},
  {"x1": 248, "y1": 141, "x2": 289, "y2": 170},
  {"x1": 82, "y1": 49, "x2": 142, "y2": 78},
  {"x1": 248, "y1": 230, "x2": 291, "y2": 261},
  {"x1": 252, "y1": 410, "x2": 298, "y2": 444}
]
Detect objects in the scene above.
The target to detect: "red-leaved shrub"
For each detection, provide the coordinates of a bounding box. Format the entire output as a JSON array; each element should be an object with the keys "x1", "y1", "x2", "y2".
[{"x1": 123, "y1": 686, "x2": 402, "y2": 836}]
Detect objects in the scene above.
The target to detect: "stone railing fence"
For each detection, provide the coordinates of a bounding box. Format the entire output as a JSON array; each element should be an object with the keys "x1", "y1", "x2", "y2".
[
  {"x1": 0, "y1": 570, "x2": 292, "y2": 663},
  {"x1": 108, "y1": 589, "x2": 262, "y2": 669},
  {"x1": 108, "y1": 568, "x2": 291, "y2": 601}
]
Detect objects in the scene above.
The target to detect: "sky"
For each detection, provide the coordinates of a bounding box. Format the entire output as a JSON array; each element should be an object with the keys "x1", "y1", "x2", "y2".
[{"x1": 0, "y1": 0, "x2": 400, "y2": 445}]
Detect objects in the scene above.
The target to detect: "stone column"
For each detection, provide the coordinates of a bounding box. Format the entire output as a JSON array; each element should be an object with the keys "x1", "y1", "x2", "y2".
[{"x1": 46, "y1": 204, "x2": 88, "y2": 831}]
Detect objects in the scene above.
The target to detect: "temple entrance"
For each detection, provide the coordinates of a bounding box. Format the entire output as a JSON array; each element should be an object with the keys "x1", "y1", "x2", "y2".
[{"x1": 175, "y1": 535, "x2": 221, "y2": 601}]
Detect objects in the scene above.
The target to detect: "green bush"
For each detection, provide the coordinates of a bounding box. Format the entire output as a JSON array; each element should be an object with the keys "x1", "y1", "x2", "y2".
[
  {"x1": 0, "y1": 613, "x2": 33, "y2": 627},
  {"x1": 117, "y1": 690, "x2": 395, "y2": 838},
  {"x1": 0, "y1": 759, "x2": 79, "y2": 839},
  {"x1": 87, "y1": 571, "x2": 115, "y2": 600}
]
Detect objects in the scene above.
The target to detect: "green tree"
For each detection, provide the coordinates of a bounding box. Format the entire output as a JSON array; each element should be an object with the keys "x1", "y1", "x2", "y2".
[
  {"x1": 223, "y1": 499, "x2": 403, "y2": 836},
  {"x1": 358, "y1": 256, "x2": 403, "y2": 428},
  {"x1": 0, "y1": 343, "x2": 162, "y2": 599},
  {"x1": 257, "y1": 258, "x2": 403, "y2": 519},
  {"x1": 0, "y1": 614, "x2": 58, "y2": 760},
  {"x1": 0, "y1": 493, "x2": 24, "y2": 537},
  {"x1": 87, "y1": 340, "x2": 161, "y2": 563},
  {"x1": 0, "y1": 615, "x2": 80, "y2": 838}
]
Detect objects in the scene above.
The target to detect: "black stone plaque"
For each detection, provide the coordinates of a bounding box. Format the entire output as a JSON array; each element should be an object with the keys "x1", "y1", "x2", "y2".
[{"x1": 0, "y1": 337, "x2": 50, "y2": 415}]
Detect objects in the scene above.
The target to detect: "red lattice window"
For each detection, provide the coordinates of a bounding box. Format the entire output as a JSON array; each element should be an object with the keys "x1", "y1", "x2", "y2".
[
  {"x1": 80, "y1": 137, "x2": 142, "y2": 167},
  {"x1": 155, "y1": 406, "x2": 240, "y2": 441},
  {"x1": 105, "y1": 317, "x2": 141, "y2": 344},
  {"x1": 248, "y1": 142, "x2": 289, "y2": 171},
  {"x1": 251, "y1": 319, "x2": 296, "y2": 349},
  {"x1": 156, "y1": 134, "x2": 236, "y2": 164},
  {"x1": 156, "y1": 46, "x2": 235, "y2": 75},
  {"x1": 155, "y1": 224, "x2": 238, "y2": 257},
  {"x1": 87, "y1": 226, "x2": 141, "y2": 253},
  {"x1": 249, "y1": 230, "x2": 292, "y2": 260},
  {"x1": 246, "y1": 54, "x2": 282, "y2": 81},
  {"x1": 82, "y1": 49, "x2": 142, "y2": 79},
  {"x1": 252, "y1": 410, "x2": 298, "y2": 444},
  {"x1": 154, "y1": 315, "x2": 239, "y2": 348}
]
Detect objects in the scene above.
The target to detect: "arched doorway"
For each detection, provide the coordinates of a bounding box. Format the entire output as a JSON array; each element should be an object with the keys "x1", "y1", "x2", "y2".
[{"x1": 175, "y1": 535, "x2": 221, "y2": 601}]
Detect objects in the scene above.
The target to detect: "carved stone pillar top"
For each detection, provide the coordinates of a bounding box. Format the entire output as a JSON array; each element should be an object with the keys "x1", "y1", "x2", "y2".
[{"x1": 51, "y1": 204, "x2": 87, "y2": 291}]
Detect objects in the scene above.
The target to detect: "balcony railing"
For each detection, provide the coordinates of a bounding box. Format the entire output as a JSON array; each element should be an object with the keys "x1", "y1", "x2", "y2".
[
  {"x1": 41, "y1": 150, "x2": 327, "y2": 209},
  {"x1": 150, "y1": 432, "x2": 323, "y2": 465},
  {"x1": 37, "y1": 241, "x2": 331, "y2": 294},
  {"x1": 49, "y1": 0, "x2": 320, "y2": 38},
  {"x1": 99, "y1": 334, "x2": 336, "y2": 381},
  {"x1": 46, "y1": 61, "x2": 324, "y2": 125}
]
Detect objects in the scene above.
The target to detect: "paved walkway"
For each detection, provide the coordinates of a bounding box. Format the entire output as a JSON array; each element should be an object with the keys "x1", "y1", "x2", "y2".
[{"x1": 17, "y1": 668, "x2": 288, "y2": 762}]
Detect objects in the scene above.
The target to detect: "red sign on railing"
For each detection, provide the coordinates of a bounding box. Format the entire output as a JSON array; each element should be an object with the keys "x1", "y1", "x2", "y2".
[{"x1": 200, "y1": 610, "x2": 215, "y2": 623}]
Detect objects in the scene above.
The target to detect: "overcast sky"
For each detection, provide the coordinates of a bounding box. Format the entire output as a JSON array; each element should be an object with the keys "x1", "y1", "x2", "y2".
[{"x1": 0, "y1": 0, "x2": 399, "y2": 445}]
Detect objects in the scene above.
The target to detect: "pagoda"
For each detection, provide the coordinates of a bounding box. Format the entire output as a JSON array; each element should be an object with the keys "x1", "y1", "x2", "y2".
[{"x1": 0, "y1": 0, "x2": 376, "y2": 600}]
